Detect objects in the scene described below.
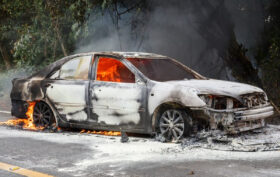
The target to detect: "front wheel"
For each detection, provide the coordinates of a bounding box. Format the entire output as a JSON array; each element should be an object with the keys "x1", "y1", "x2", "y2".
[{"x1": 158, "y1": 109, "x2": 191, "y2": 142}]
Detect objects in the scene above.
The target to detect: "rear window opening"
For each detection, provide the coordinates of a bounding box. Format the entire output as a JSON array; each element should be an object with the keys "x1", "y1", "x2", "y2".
[{"x1": 127, "y1": 58, "x2": 199, "y2": 82}]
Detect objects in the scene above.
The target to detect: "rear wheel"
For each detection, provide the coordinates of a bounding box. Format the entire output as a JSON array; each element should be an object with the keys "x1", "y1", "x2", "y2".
[
  {"x1": 159, "y1": 109, "x2": 191, "y2": 142},
  {"x1": 33, "y1": 102, "x2": 55, "y2": 127}
]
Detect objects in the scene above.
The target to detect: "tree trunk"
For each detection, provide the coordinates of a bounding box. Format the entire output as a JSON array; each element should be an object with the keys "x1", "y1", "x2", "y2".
[
  {"x1": 45, "y1": 0, "x2": 68, "y2": 57},
  {"x1": 44, "y1": 39, "x2": 47, "y2": 58},
  {"x1": 0, "y1": 43, "x2": 11, "y2": 69},
  {"x1": 54, "y1": 21, "x2": 67, "y2": 57},
  {"x1": 53, "y1": 38, "x2": 57, "y2": 59}
]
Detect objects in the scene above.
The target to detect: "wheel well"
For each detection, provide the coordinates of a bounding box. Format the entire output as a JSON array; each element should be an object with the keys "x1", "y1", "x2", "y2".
[
  {"x1": 151, "y1": 102, "x2": 192, "y2": 132},
  {"x1": 35, "y1": 100, "x2": 58, "y2": 125}
]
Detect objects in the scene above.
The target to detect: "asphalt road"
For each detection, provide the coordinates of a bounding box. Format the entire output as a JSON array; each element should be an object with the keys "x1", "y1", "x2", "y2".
[{"x1": 1, "y1": 110, "x2": 280, "y2": 177}]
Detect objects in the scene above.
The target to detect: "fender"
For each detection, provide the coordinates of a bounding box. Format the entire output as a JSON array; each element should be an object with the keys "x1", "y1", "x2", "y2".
[{"x1": 148, "y1": 82, "x2": 206, "y2": 116}]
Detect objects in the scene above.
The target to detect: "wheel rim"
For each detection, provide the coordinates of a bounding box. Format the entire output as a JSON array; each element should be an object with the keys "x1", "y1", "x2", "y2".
[
  {"x1": 33, "y1": 102, "x2": 53, "y2": 127},
  {"x1": 159, "y1": 109, "x2": 185, "y2": 141}
]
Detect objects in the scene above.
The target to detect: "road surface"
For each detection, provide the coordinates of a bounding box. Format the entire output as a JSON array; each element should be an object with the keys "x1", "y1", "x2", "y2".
[{"x1": 0, "y1": 106, "x2": 280, "y2": 176}]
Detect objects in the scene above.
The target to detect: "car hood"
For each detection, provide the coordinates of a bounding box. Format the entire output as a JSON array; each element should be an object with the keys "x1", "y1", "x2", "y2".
[{"x1": 166, "y1": 79, "x2": 264, "y2": 99}]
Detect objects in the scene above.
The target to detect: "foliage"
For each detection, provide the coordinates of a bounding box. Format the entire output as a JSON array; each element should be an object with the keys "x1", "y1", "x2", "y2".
[
  {"x1": 255, "y1": 0, "x2": 280, "y2": 107},
  {"x1": 0, "y1": 0, "x2": 279, "y2": 107},
  {"x1": 0, "y1": 0, "x2": 145, "y2": 71},
  {"x1": 0, "y1": 0, "x2": 92, "y2": 70}
]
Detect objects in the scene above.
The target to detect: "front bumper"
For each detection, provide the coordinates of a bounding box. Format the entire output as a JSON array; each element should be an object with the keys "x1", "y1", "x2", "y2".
[{"x1": 191, "y1": 103, "x2": 275, "y2": 134}]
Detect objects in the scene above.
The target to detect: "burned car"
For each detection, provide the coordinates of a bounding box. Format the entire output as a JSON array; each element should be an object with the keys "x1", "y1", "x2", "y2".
[{"x1": 10, "y1": 52, "x2": 274, "y2": 141}]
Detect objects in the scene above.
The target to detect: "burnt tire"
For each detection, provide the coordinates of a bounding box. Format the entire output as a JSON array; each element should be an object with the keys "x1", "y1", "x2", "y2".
[
  {"x1": 158, "y1": 109, "x2": 192, "y2": 142},
  {"x1": 33, "y1": 102, "x2": 55, "y2": 127}
]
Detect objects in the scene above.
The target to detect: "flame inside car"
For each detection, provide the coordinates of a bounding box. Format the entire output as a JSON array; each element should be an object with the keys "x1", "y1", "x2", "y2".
[{"x1": 96, "y1": 57, "x2": 135, "y2": 83}]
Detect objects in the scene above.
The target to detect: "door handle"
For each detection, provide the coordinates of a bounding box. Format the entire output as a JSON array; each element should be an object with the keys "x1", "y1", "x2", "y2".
[{"x1": 44, "y1": 83, "x2": 52, "y2": 88}]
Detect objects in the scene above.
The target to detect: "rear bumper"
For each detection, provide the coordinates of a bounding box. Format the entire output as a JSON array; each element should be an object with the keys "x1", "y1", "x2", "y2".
[
  {"x1": 191, "y1": 103, "x2": 275, "y2": 133},
  {"x1": 11, "y1": 100, "x2": 28, "y2": 118}
]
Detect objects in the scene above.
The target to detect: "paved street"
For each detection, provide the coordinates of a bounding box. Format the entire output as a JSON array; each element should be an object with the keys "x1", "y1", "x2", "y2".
[
  {"x1": 1, "y1": 109, "x2": 280, "y2": 177},
  {"x1": 0, "y1": 97, "x2": 280, "y2": 177}
]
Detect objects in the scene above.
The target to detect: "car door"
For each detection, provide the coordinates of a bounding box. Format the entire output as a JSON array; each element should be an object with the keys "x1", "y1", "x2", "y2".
[
  {"x1": 89, "y1": 55, "x2": 147, "y2": 131},
  {"x1": 44, "y1": 55, "x2": 94, "y2": 123}
]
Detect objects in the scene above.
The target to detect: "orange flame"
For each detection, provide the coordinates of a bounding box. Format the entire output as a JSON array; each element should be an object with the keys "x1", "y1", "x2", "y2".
[
  {"x1": 80, "y1": 129, "x2": 121, "y2": 136},
  {"x1": 0, "y1": 101, "x2": 44, "y2": 130},
  {"x1": 96, "y1": 57, "x2": 135, "y2": 83}
]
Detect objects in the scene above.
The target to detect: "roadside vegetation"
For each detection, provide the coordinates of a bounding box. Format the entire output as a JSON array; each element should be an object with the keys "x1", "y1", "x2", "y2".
[{"x1": 0, "y1": 0, "x2": 279, "y2": 109}]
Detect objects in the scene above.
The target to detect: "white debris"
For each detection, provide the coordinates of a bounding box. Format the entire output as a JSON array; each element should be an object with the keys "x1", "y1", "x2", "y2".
[
  {"x1": 0, "y1": 124, "x2": 280, "y2": 175},
  {"x1": 181, "y1": 125, "x2": 280, "y2": 152}
]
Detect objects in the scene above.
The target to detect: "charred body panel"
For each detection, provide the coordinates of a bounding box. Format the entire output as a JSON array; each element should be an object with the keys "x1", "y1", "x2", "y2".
[
  {"x1": 11, "y1": 100, "x2": 28, "y2": 118},
  {"x1": 191, "y1": 92, "x2": 274, "y2": 133},
  {"x1": 45, "y1": 80, "x2": 90, "y2": 123},
  {"x1": 191, "y1": 104, "x2": 273, "y2": 133},
  {"x1": 10, "y1": 52, "x2": 275, "y2": 135},
  {"x1": 10, "y1": 53, "x2": 94, "y2": 127},
  {"x1": 90, "y1": 82, "x2": 146, "y2": 128},
  {"x1": 88, "y1": 54, "x2": 148, "y2": 132},
  {"x1": 10, "y1": 54, "x2": 77, "y2": 102},
  {"x1": 10, "y1": 52, "x2": 151, "y2": 134}
]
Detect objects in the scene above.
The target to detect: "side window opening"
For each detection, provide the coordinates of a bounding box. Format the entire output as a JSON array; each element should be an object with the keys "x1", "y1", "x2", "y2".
[
  {"x1": 50, "y1": 70, "x2": 59, "y2": 79},
  {"x1": 96, "y1": 57, "x2": 135, "y2": 83},
  {"x1": 58, "y1": 55, "x2": 92, "y2": 80}
]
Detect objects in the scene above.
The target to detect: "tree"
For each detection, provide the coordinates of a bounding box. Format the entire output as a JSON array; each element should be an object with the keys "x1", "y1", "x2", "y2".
[
  {"x1": 255, "y1": 0, "x2": 280, "y2": 107},
  {"x1": 0, "y1": 0, "x2": 35, "y2": 69}
]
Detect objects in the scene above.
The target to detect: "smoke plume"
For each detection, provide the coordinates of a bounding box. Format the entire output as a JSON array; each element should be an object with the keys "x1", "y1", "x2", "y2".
[{"x1": 75, "y1": 0, "x2": 266, "y2": 80}]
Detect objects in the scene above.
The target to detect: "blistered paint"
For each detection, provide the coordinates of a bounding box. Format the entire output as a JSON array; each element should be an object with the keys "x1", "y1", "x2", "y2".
[
  {"x1": 46, "y1": 84, "x2": 88, "y2": 122},
  {"x1": 92, "y1": 84, "x2": 142, "y2": 125},
  {"x1": 54, "y1": 105, "x2": 88, "y2": 122},
  {"x1": 47, "y1": 84, "x2": 86, "y2": 104}
]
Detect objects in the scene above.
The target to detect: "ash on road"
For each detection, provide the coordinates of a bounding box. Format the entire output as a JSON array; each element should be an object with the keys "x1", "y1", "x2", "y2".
[{"x1": 0, "y1": 112, "x2": 280, "y2": 177}]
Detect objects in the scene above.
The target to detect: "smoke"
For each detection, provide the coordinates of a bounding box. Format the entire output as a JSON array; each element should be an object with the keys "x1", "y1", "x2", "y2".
[
  {"x1": 0, "y1": 68, "x2": 29, "y2": 107},
  {"x1": 75, "y1": 0, "x2": 266, "y2": 80},
  {"x1": 74, "y1": 11, "x2": 141, "y2": 52},
  {"x1": 226, "y1": 0, "x2": 265, "y2": 49},
  {"x1": 225, "y1": 0, "x2": 266, "y2": 66}
]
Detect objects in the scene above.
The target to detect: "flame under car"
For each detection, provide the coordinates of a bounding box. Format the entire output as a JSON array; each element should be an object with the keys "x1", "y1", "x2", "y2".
[{"x1": 10, "y1": 52, "x2": 275, "y2": 141}]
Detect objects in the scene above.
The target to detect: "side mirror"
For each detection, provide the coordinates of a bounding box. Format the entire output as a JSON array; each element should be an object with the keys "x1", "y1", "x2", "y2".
[{"x1": 136, "y1": 79, "x2": 145, "y2": 85}]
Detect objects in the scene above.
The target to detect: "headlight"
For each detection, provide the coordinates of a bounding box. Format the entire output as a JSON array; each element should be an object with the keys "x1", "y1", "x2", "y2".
[
  {"x1": 199, "y1": 95, "x2": 213, "y2": 107},
  {"x1": 199, "y1": 95, "x2": 243, "y2": 109}
]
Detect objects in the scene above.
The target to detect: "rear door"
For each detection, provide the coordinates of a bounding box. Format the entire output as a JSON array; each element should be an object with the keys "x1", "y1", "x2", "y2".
[
  {"x1": 44, "y1": 55, "x2": 95, "y2": 123},
  {"x1": 89, "y1": 55, "x2": 147, "y2": 131}
]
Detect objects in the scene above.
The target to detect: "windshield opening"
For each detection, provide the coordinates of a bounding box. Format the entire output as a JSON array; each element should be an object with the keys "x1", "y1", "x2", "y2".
[{"x1": 127, "y1": 58, "x2": 202, "y2": 82}]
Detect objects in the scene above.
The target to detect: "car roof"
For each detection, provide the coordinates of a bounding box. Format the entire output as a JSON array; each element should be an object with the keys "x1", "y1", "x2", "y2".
[
  {"x1": 30, "y1": 51, "x2": 205, "y2": 80},
  {"x1": 80, "y1": 51, "x2": 167, "y2": 59}
]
